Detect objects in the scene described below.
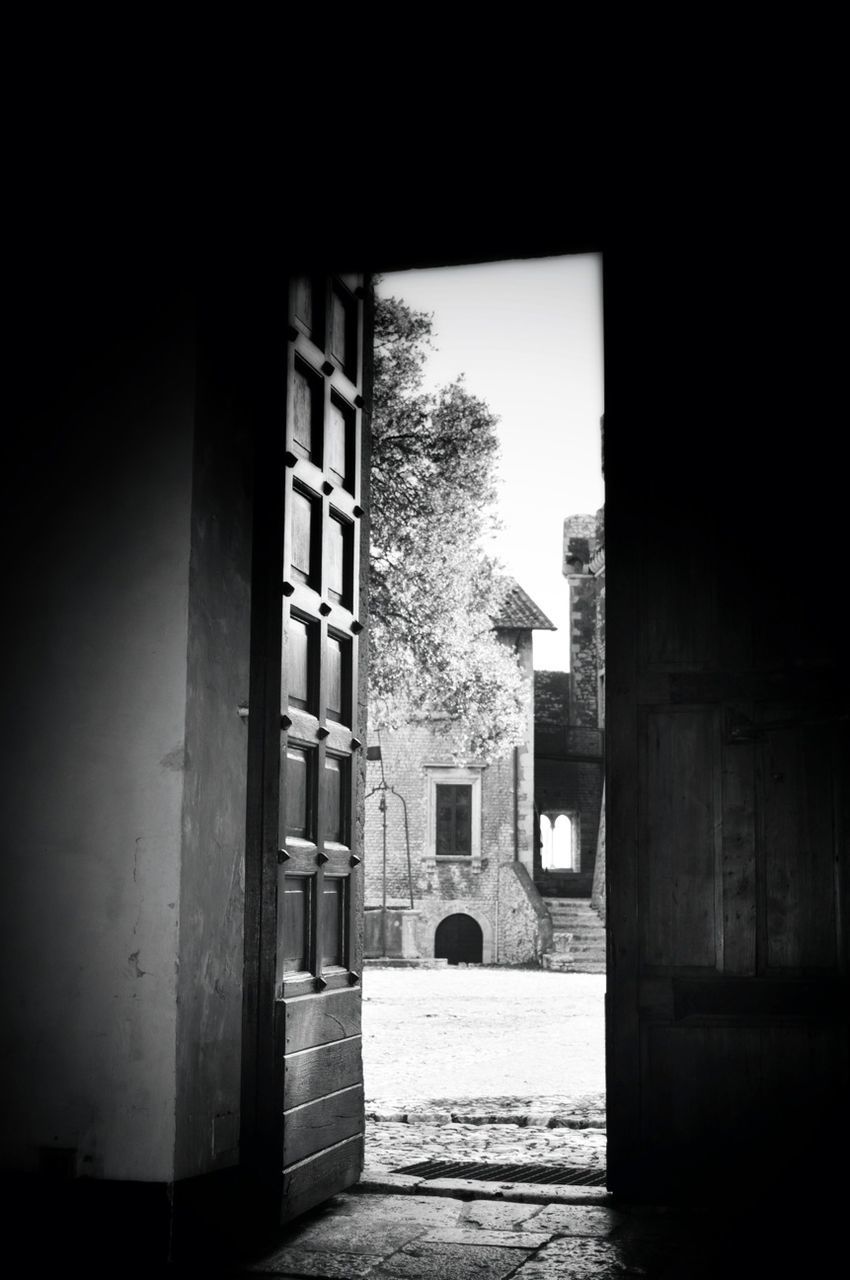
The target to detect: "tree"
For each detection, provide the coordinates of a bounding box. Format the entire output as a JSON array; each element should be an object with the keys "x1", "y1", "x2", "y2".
[{"x1": 369, "y1": 288, "x2": 527, "y2": 762}]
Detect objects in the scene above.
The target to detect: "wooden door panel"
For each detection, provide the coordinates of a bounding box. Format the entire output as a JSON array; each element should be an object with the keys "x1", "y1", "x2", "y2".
[
  {"x1": 759, "y1": 710, "x2": 838, "y2": 971},
  {"x1": 277, "y1": 274, "x2": 367, "y2": 1220},
  {"x1": 643, "y1": 1022, "x2": 849, "y2": 1156},
  {"x1": 281, "y1": 1136, "x2": 364, "y2": 1224},
  {"x1": 640, "y1": 538, "x2": 717, "y2": 667},
  {"x1": 608, "y1": 503, "x2": 848, "y2": 1199},
  {"x1": 283, "y1": 1038, "x2": 363, "y2": 1110},
  {"x1": 292, "y1": 361, "x2": 321, "y2": 462},
  {"x1": 720, "y1": 717, "x2": 757, "y2": 976},
  {"x1": 283, "y1": 1085, "x2": 364, "y2": 1167},
  {"x1": 283, "y1": 987, "x2": 362, "y2": 1054},
  {"x1": 245, "y1": 272, "x2": 369, "y2": 1224},
  {"x1": 640, "y1": 708, "x2": 720, "y2": 970}
]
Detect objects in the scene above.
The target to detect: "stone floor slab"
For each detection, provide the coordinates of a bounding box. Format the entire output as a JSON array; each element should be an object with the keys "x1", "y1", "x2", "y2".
[
  {"x1": 243, "y1": 1244, "x2": 382, "y2": 1276},
  {"x1": 422, "y1": 1227, "x2": 550, "y2": 1248},
  {"x1": 333, "y1": 1192, "x2": 465, "y2": 1227},
  {"x1": 368, "y1": 1239, "x2": 535, "y2": 1279},
  {"x1": 360, "y1": 1168, "x2": 427, "y2": 1191},
  {"x1": 524, "y1": 1203, "x2": 624, "y2": 1236},
  {"x1": 458, "y1": 1200, "x2": 541, "y2": 1230},
  {"x1": 513, "y1": 1234, "x2": 665, "y2": 1278},
  {"x1": 282, "y1": 1216, "x2": 425, "y2": 1256}
]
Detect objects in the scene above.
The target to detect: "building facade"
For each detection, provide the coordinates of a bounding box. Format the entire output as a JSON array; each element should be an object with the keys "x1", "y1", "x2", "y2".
[
  {"x1": 534, "y1": 508, "x2": 606, "y2": 914},
  {"x1": 364, "y1": 581, "x2": 556, "y2": 964}
]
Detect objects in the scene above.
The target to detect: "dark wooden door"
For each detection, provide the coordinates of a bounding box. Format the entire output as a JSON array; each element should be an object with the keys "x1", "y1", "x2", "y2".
[
  {"x1": 606, "y1": 502, "x2": 849, "y2": 1199},
  {"x1": 243, "y1": 272, "x2": 371, "y2": 1223}
]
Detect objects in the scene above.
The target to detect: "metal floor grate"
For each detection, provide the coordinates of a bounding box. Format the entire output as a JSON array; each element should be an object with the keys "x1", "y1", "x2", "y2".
[{"x1": 393, "y1": 1159, "x2": 606, "y2": 1186}]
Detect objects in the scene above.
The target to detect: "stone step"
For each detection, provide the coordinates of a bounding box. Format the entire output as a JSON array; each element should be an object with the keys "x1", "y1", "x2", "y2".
[
  {"x1": 542, "y1": 953, "x2": 606, "y2": 973},
  {"x1": 547, "y1": 926, "x2": 601, "y2": 936},
  {"x1": 550, "y1": 931, "x2": 604, "y2": 942},
  {"x1": 552, "y1": 938, "x2": 605, "y2": 957},
  {"x1": 552, "y1": 937, "x2": 605, "y2": 946},
  {"x1": 550, "y1": 920, "x2": 602, "y2": 932},
  {"x1": 551, "y1": 921, "x2": 605, "y2": 933},
  {"x1": 559, "y1": 936, "x2": 605, "y2": 947},
  {"x1": 545, "y1": 911, "x2": 604, "y2": 921},
  {"x1": 544, "y1": 898, "x2": 597, "y2": 908}
]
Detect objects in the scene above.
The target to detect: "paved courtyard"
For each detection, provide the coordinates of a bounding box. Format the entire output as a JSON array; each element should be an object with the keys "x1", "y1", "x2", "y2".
[
  {"x1": 361, "y1": 966, "x2": 606, "y2": 1174},
  {"x1": 362, "y1": 966, "x2": 605, "y2": 1107}
]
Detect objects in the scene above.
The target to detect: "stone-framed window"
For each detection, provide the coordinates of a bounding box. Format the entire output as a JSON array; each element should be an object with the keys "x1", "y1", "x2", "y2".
[
  {"x1": 436, "y1": 784, "x2": 472, "y2": 856},
  {"x1": 424, "y1": 765, "x2": 483, "y2": 869}
]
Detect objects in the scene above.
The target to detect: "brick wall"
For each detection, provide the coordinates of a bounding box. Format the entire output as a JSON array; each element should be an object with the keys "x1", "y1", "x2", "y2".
[{"x1": 568, "y1": 575, "x2": 601, "y2": 727}]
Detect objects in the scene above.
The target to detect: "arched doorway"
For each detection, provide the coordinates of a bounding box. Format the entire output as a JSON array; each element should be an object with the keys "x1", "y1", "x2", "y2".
[{"x1": 434, "y1": 913, "x2": 483, "y2": 964}]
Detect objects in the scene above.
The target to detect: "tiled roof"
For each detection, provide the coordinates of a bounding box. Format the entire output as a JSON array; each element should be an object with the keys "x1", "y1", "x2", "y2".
[{"x1": 493, "y1": 578, "x2": 557, "y2": 631}]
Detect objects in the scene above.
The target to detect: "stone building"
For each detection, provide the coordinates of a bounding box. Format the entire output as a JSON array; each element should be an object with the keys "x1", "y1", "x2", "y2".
[
  {"x1": 534, "y1": 508, "x2": 605, "y2": 905},
  {"x1": 364, "y1": 579, "x2": 556, "y2": 965},
  {"x1": 532, "y1": 508, "x2": 606, "y2": 971}
]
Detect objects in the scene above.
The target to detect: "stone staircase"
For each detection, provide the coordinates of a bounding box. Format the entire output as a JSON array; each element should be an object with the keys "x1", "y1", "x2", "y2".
[{"x1": 541, "y1": 897, "x2": 606, "y2": 973}]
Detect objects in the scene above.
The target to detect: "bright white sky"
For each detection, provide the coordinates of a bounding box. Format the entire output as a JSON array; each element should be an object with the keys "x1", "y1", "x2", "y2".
[{"x1": 377, "y1": 254, "x2": 605, "y2": 671}]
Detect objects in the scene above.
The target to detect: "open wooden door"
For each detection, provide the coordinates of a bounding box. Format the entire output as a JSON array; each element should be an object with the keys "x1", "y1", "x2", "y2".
[
  {"x1": 605, "y1": 372, "x2": 849, "y2": 1199},
  {"x1": 242, "y1": 271, "x2": 372, "y2": 1224}
]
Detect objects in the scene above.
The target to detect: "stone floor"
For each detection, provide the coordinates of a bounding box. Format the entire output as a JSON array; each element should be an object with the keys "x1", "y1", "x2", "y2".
[
  {"x1": 228, "y1": 970, "x2": 652, "y2": 1276},
  {"x1": 225, "y1": 1179, "x2": 844, "y2": 1279},
  {"x1": 172, "y1": 967, "x2": 843, "y2": 1275},
  {"x1": 234, "y1": 1188, "x2": 698, "y2": 1278}
]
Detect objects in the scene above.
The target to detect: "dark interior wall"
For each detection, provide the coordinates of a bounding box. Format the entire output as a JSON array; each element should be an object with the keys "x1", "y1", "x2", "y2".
[{"x1": 1, "y1": 264, "x2": 196, "y2": 1179}]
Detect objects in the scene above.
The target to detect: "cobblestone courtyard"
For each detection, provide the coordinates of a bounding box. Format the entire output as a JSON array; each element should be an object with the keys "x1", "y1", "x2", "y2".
[{"x1": 361, "y1": 966, "x2": 607, "y2": 1173}]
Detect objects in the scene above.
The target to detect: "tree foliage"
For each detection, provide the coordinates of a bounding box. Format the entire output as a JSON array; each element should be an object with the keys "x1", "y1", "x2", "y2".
[{"x1": 369, "y1": 288, "x2": 527, "y2": 762}]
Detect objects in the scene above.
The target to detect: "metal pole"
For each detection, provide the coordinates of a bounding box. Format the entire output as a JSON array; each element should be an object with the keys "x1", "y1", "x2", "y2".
[
  {"x1": 380, "y1": 792, "x2": 387, "y2": 956},
  {"x1": 379, "y1": 729, "x2": 387, "y2": 956},
  {"x1": 392, "y1": 788, "x2": 414, "y2": 910}
]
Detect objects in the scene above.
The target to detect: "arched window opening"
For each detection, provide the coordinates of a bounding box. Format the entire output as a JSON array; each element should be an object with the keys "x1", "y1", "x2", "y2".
[
  {"x1": 435, "y1": 913, "x2": 483, "y2": 965},
  {"x1": 553, "y1": 813, "x2": 573, "y2": 868},
  {"x1": 540, "y1": 811, "x2": 577, "y2": 870}
]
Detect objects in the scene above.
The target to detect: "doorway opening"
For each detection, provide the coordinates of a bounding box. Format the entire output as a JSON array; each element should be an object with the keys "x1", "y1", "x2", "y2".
[
  {"x1": 361, "y1": 253, "x2": 606, "y2": 1179},
  {"x1": 435, "y1": 913, "x2": 484, "y2": 965}
]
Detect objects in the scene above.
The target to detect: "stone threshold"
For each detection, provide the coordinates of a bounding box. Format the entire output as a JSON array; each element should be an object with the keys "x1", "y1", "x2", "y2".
[{"x1": 359, "y1": 1167, "x2": 612, "y2": 1205}]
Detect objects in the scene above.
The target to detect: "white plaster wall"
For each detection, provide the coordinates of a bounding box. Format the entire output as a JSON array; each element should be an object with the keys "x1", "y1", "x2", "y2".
[{"x1": 0, "y1": 322, "x2": 194, "y2": 1181}]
